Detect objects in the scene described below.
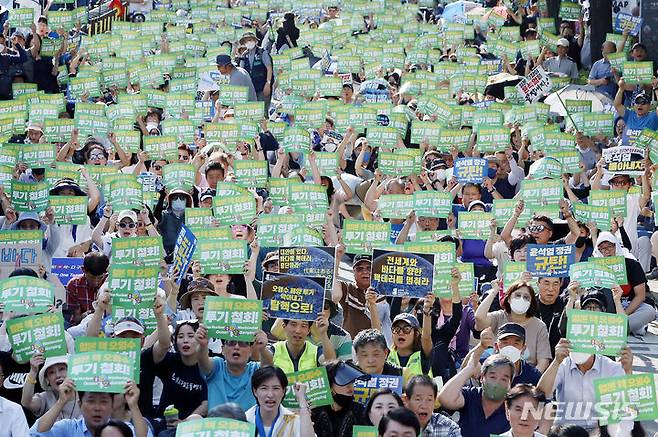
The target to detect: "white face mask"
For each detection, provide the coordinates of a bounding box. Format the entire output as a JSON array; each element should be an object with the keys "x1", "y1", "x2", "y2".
[
  {"x1": 432, "y1": 169, "x2": 447, "y2": 181},
  {"x1": 510, "y1": 297, "x2": 531, "y2": 315},
  {"x1": 570, "y1": 351, "x2": 592, "y2": 365},
  {"x1": 0, "y1": 44, "x2": 5, "y2": 52},
  {"x1": 146, "y1": 121, "x2": 159, "y2": 132},
  {"x1": 245, "y1": 41, "x2": 257, "y2": 50},
  {"x1": 499, "y1": 345, "x2": 522, "y2": 363}
]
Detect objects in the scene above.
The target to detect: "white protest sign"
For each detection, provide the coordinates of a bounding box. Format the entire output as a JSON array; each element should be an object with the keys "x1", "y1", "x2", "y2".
[{"x1": 516, "y1": 66, "x2": 553, "y2": 104}]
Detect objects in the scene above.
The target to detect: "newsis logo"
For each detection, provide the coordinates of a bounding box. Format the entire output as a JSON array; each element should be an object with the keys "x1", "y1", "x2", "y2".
[{"x1": 521, "y1": 401, "x2": 639, "y2": 422}]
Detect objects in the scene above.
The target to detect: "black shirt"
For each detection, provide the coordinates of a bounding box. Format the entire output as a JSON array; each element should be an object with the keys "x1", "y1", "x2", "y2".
[{"x1": 538, "y1": 296, "x2": 567, "y2": 357}]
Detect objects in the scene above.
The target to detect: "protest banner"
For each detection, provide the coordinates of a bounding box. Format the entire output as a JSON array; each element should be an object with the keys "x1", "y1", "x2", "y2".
[
  {"x1": 283, "y1": 226, "x2": 325, "y2": 247},
  {"x1": 11, "y1": 180, "x2": 49, "y2": 212},
  {"x1": 51, "y1": 257, "x2": 83, "y2": 288},
  {"x1": 68, "y1": 352, "x2": 134, "y2": 394},
  {"x1": 559, "y1": 1, "x2": 582, "y2": 20},
  {"x1": 282, "y1": 367, "x2": 334, "y2": 409},
  {"x1": 516, "y1": 66, "x2": 552, "y2": 103},
  {"x1": 457, "y1": 212, "x2": 494, "y2": 240},
  {"x1": 75, "y1": 337, "x2": 141, "y2": 383},
  {"x1": 261, "y1": 273, "x2": 325, "y2": 321},
  {"x1": 184, "y1": 208, "x2": 215, "y2": 228},
  {"x1": 370, "y1": 250, "x2": 434, "y2": 297},
  {"x1": 342, "y1": 220, "x2": 391, "y2": 255},
  {"x1": 602, "y1": 146, "x2": 645, "y2": 176},
  {"x1": 288, "y1": 182, "x2": 329, "y2": 211},
  {"x1": 377, "y1": 194, "x2": 414, "y2": 219},
  {"x1": 353, "y1": 427, "x2": 378, "y2": 437},
  {"x1": 19, "y1": 143, "x2": 56, "y2": 168},
  {"x1": 196, "y1": 239, "x2": 248, "y2": 275},
  {"x1": 108, "y1": 179, "x2": 143, "y2": 211},
  {"x1": 234, "y1": 160, "x2": 269, "y2": 188},
  {"x1": 162, "y1": 163, "x2": 195, "y2": 191},
  {"x1": 573, "y1": 203, "x2": 612, "y2": 231},
  {"x1": 614, "y1": 13, "x2": 643, "y2": 36},
  {"x1": 412, "y1": 191, "x2": 452, "y2": 218},
  {"x1": 453, "y1": 157, "x2": 488, "y2": 183},
  {"x1": 203, "y1": 296, "x2": 262, "y2": 340},
  {"x1": 5, "y1": 313, "x2": 67, "y2": 363},
  {"x1": 48, "y1": 195, "x2": 87, "y2": 225},
  {"x1": 278, "y1": 246, "x2": 335, "y2": 291},
  {"x1": 526, "y1": 244, "x2": 576, "y2": 277},
  {"x1": 569, "y1": 262, "x2": 617, "y2": 288},
  {"x1": 622, "y1": 61, "x2": 654, "y2": 85},
  {"x1": 377, "y1": 152, "x2": 417, "y2": 176},
  {"x1": 0, "y1": 276, "x2": 54, "y2": 314},
  {"x1": 594, "y1": 373, "x2": 658, "y2": 425},
  {"x1": 108, "y1": 265, "x2": 159, "y2": 306},
  {"x1": 591, "y1": 256, "x2": 628, "y2": 286},
  {"x1": 111, "y1": 236, "x2": 163, "y2": 267},
  {"x1": 213, "y1": 194, "x2": 256, "y2": 225},
  {"x1": 566, "y1": 309, "x2": 627, "y2": 356},
  {"x1": 175, "y1": 418, "x2": 255, "y2": 437},
  {"x1": 170, "y1": 225, "x2": 196, "y2": 284},
  {"x1": 353, "y1": 375, "x2": 403, "y2": 404},
  {"x1": 0, "y1": 230, "x2": 42, "y2": 278}
]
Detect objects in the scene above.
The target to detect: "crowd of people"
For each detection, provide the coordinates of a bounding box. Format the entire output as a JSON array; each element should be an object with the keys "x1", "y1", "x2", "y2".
[{"x1": 0, "y1": 0, "x2": 656, "y2": 436}]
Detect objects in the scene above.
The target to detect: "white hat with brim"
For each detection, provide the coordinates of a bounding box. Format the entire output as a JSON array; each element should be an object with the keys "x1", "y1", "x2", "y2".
[
  {"x1": 117, "y1": 210, "x2": 138, "y2": 223},
  {"x1": 38, "y1": 355, "x2": 69, "y2": 390}
]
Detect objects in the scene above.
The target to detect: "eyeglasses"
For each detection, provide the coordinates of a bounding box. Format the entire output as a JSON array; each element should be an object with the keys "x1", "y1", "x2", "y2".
[
  {"x1": 225, "y1": 340, "x2": 252, "y2": 348},
  {"x1": 89, "y1": 153, "x2": 105, "y2": 160},
  {"x1": 179, "y1": 154, "x2": 189, "y2": 160},
  {"x1": 392, "y1": 325, "x2": 414, "y2": 334},
  {"x1": 527, "y1": 224, "x2": 545, "y2": 233},
  {"x1": 118, "y1": 222, "x2": 136, "y2": 229}
]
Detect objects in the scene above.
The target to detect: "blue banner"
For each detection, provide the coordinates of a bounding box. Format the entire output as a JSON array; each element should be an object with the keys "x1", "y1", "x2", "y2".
[
  {"x1": 526, "y1": 244, "x2": 575, "y2": 277},
  {"x1": 454, "y1": 157, "x2": 488, "y2": 183},
  {"x1": 261, "y1": 273, "x2": 325, "y2": 321},
  {"x1": 170, "y1": 225, "x2": 197, "y2": 284},
  {"x1": 370, "y1": 250, "x2": 434, "y2": 297},
  {"x1": 614, "y1": 13, "x2": 642, "y2": 37},
  {"x1": 51, "y1": 257, "x2": 84, "y2": 287},
  {"x1": 278, "y1": 246, "x2": 335, "y2": 292},
  {"x1": 353, "y1": 375, "x2": 403, "y2": 405}
]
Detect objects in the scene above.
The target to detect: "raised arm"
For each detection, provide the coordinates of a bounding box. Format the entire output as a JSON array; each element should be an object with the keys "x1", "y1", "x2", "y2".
[
  {"x1": 500, "y1": 200, "x2": 524, "y2": 246},
  {"x1": 614, "y1": 78, "x2": 627, "y2": 118},
  {"x1": 537, "y1": 338, "x2": 569, "y2": 397},
  {"x1": 151, "y1": 294, "x2": 172, "y2": 364},
  {"x1": 195, "y1": 324, "x2": 214, "y2": 376},
  {"x1": 437, "y1": 356, "x2": 478, "y2": 410},
  {"x1": 86, "y1": 287, "x2": 110, "y2": 337},
  {"x1": 91, "y1": 205, "x2": 112, "y2": 250},
  {"x1": 474, "y1": 283, "x2": 498, "y2": 331},
  {"x1": 421, "y1": 293, "x2": 434, "y2": 358}
]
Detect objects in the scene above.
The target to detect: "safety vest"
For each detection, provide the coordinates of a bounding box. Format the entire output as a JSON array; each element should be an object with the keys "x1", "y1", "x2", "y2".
[
  {"x1": 241, "y1": 48, "x2": 268, "y2": 93},
  {"x1": 272, "y1": 341, "x2": 318, "y2": 374},
  {"x1": 387, "y1": 349, "x2": 431, "y2": 382}
]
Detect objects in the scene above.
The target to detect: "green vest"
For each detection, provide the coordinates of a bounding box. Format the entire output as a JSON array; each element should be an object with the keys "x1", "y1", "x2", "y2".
[
  {"x1": 387, "y1": 349, "x2": 431, "y2": 379},
  {"x1": 272, "y1": 341, "x2": 318, "y2": 374}
]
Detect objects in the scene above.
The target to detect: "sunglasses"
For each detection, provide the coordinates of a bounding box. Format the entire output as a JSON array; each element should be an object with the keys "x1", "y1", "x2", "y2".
[
  {"x1": 118, "y1": 222, "x2": 136, "y2": 229},
  {"x1": 225, "y1": 340, "x2": 253, "y2": 348},
  {"x1": 392, "y1": 325, "x2": 414, "y2": 334},
  {"x1": 89, "y1": 153, "x2": 105, "y2": 160},
  {"x1": 635, "y1": 99, "x2": 650, "y2": 105},
  {"x1": 527, "y1": 224, "x2": 545, "y2": 233}
]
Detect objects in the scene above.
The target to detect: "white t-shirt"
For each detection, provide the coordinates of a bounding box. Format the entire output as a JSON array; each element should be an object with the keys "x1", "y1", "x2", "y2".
[{"x1": 52, "y1": 221, "x2": 92, "y2": 258}]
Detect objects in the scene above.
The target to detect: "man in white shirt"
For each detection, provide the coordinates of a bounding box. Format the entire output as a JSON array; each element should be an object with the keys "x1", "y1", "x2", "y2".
[{"x1": 0, "y1": 393, "x2": 29, "y2": 437}]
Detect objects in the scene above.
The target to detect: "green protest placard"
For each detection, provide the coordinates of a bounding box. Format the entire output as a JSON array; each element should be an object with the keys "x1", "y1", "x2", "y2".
[
  {"x1": 622, "y1": 61, "x2": 654, "y2": 85},
  {"x1": 143, "y1": 135, "x2": 179, "y2": 161},
  {"x1": 203, "y1": 296, "x2": 262, "y2": 340},
  {"x1": 566, "y1": 309, "x2": 627, "y2": 356},
  {"x1": 20, "y1": 143, "x2": 56, "y2": 168},
  {"x1": 313, "y1": 152, "x2": 339, "y2": 176},
  {"x1": 48, "y1": 195, "x2": 88, "y2": 225},
  {"x1": 68, "y1": 352, "x2": 134, "y2": 393},
  {"x1": 257, "y1": 214, "x2": 304, "y2": 247},
  {"x1": 283, "y1": 226, "x2": 324, "y2": 247},
  {"x1": 162, "y1": 163, "x2": 195, "y2": 191},
  {"x1": 234, "y1": 160, "x2": 268, "y2": 188},
  {"x1": 367, "y1": 126, "x2": 399, "y2": 148},
  {"x1": 378, "y1": 194, "x2": 413, "y2": 219},
  {"x1": 75, "y1": 337, "x2": 141, "y2": 383},
  {"x1": 503, "y1": 262, "x2": 528, "y2": 289},
  {"x1": 11, "y1": 180, "x2": 49, "y2": 212},
  {"x1": 185, "y1": 208, "x2": 215, "y2": 228},
  {"x1": 574, "y1": 203, "x2": 611, "y2": 231},
  {"x1": 75, "y1": 114, "x2": 110, "y2": 138},
  {"x1": 112, "y1": 301, "x2": 157, "y2": 334},
  {"x1": 569, "y1": 262, "x2": 617, "y2": 288},
  {"x1": 282, "y1": 127, "x2": 311, "y2": 152},
  {"x1": 412, "y1": 191, "x2": 452, "y2": 218},
  {"x1": 565, "y1": 99, "x2": 592, "y2": 113},
  {"x1": 434, "y1": 262, "x2": 475, "y2": 297},
  {"x1": 591, "y1": 256, "x2": 628, "y2": 286},
  {"x1": 559, "y1": 1, "x2": 582, "y2": 20},
  {"x1": 458, "y1": 212, "x2": 494, "y2": 240},
  {"x1": 197, "y1": 239, "x2": 247, "y2": 274},
  {"x1": 5, "y1": 313, "x2": 67, "y2": 363},
  {"x1": 521, "y1": 178, "x2": 562, "y2": 209},
  {"x1": 108, "y1": 178, "x2": 143, "y2": 211},
  {"x1": 212, "y1": 194, "x2": 256, "y2": 225},
  {"x1": 476, "y1": 127, "x2": 510, "y2": 152},
  {"x1": 111, "y1": 236, "x2": 163, "y2": 267},
  {"x1": 288, "y1": 183, "x2": 329, "y2": 211},
  {"x1": 378, "y1": 152, "x2": 416, "y2": 176},
  {"x1": 282, "y1": 367, "x2": 333, "y2": 408},
  {"x1": 635, "y1": 128, "x2": 658, "y2": 163},
  {"x1": 112, "y1": 130, "x2": 141, "y2": 155},
  {"x1": 108, "y1": 265, "x2": 159, "y2": 306},
  {"x1": 217, "y1": 84, "x2": 249, "y2": 106},
  {"x1": 9, "y1": 8, "x2": 35, "y2": 26},
  {"x1": 161, "y1": 119, "x2": 195, "y2": 143},
  {"x1": 175, "y1": 418, "x2": 255, "y2": 437},
  {"x1": 594, "y1": 373, "x2": 658, "y2": 425},
  {"x1": 0, "y1": 277, "x2": 54, "y2": 314},
  {"x1": 342, "y1": 220, "x2": 391, "y2": 255},
  {"x1": 44, "y1": 119, "x2": 76, "y2": 142},
  {"x1": 234, "y1": 102, "x2": 264, "y2": 122},
  {"x1": 69, "y1": 76, "x2": 102, "y2": 98},
  {"x1": 353, "y1": 426, "x2": 378, "y2": 437}
]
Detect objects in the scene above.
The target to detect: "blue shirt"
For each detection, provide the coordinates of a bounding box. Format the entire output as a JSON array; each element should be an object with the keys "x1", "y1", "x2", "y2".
[
  {"x1": 29, "y1": 417, "x2": 153, "y2": 437},
  {"x1": 458, "y1": 387, "x2": 510, "y2": 437},
  {"x1": 204, "y1": 357, "x2": 260, "y2": 412},
  {"x1": 588, "y1": 58, "x2": 617, "y2": 99},
  {"x1": 512, "y1": 360, "x2": 542, "y2": 386},
  {"x1": 622, "y1": 109, "x2": 658, "y2": 145}
]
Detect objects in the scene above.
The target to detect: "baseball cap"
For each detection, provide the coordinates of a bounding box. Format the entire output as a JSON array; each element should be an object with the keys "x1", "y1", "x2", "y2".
[
  {"x1": 580, "y1": 290, "x2": 607, "y2": 311},
  {"x1": 200, "y1": 188, "x2": 215, "y2": 201},
  {"x1": 216, "y1": 54, "x2": 233, "y2": 66},
  {"x1": 498, "y1": 323, "x2": 526, "y2": 342},
  {"x1": 117, "y1": 210, "x2": 138, "y2": 223},
  {"x1": 114, "y1": 316, "x2": 145, "y2": 336},
  {"x1": 352, "y1": 254, "x2": 372, "y2": 267},
  {"x1": 392, "y1": 313, "x2": 420, "y2": 330},
  {"x1": 557, "y1": 38, "x2": 570, "y2": 47},
  {"x1": 331, "y1": 361, "x2": 370, "y2": 386},
  {"x1": 468, "y1": 200, "x2": 487, "y2": 212},
  {"x1": 634, "y1": 92, "x2": 651, "y2": 105}
]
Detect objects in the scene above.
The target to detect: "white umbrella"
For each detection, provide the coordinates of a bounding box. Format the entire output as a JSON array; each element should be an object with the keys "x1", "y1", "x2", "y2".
[{"x1": 544, "y1": 85, "x2": 615, "y2": 116}]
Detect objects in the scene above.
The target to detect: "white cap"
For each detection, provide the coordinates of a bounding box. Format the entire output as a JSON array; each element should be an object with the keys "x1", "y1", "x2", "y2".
[
  {"x1": 557, "y1": 38, "x2": 570, "y2": 47},
  {"x1": 117, "y1": 210, "x2": 138, "y2": 223},
  {"x1": 38, "y1": 355, "x2": 69, "y2": 390}
]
